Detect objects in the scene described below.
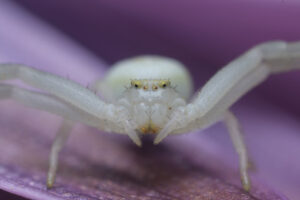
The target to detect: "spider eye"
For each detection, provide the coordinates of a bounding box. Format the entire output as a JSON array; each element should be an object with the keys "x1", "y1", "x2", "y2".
[
  {"x1": 158, "y1": 80, "x2": 170, "y2": 88},
  {"x1": 131, "y1": 80, "x2": 142, "y2": 89}
]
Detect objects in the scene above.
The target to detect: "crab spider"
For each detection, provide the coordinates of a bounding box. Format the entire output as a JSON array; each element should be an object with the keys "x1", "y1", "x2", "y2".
[{"x1": 0, "y1": 41, "x2": 300, "y2": 191}]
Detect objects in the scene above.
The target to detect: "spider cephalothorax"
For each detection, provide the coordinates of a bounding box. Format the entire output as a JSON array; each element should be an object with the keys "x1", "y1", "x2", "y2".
[
  {"x1": 92, "y1": 56, "x2": 192, "y2": 144},
  {"x1": 1, "y1": 41, "x2": 300, "y2": 191},
  {"x1": 121, "y1": 79, "x2": 185, "y2": 135}
]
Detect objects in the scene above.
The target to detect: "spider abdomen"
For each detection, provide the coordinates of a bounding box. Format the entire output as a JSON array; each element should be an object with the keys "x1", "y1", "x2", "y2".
[{"x1": 97, "y1": 55, "x2": 193, "y2": 101}]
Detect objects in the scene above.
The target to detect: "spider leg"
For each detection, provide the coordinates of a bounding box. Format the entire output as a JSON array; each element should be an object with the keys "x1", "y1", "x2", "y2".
[
  {"x1": 156, "y1": 41, "x2": 300, "y2": 141},
  {"x1": 224, "y1": 111, "x2": 250, "y2": 191},
  {"x1": 0, "y1": 64, "x2": 109, "y2": 119},
  {"x1": 0, "y1": 83, "x2": 100, "y2": 127},
  {"x1": 155, "y1": 40, "x2": 300, "y2": 191},
  {"x1": 0, "y1": 64, "x2": 130, "y2": 135},
  {"x1": 0, "y1": 83, "x2": 93, "y2": 187},
  {"x1": 47, "y1": 120, "x2": 73, "y2": 188}
]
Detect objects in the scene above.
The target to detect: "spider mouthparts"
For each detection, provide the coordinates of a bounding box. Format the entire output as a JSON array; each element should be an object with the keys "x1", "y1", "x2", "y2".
[{"x1": 138, "y1": 121, "x2": 161, "y2": 135}]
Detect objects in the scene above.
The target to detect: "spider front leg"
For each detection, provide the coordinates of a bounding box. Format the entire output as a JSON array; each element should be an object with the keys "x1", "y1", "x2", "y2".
[
  {"x1": 0, "y1": 63, "x2": 133, "y2": 136},
  {"x1": 0, "y1": 83, "x2": 101, "y2": 127},
  {"x1": 156, "y1": 40, "x2": 300, "y2": 142},
  {"x1": 224, "y1": 111, "x2": 250, "y2": 191},
  {"x1": 155, "y1": 40, "x2": 300, "y2": 191},
  {"x1": 47, "y1": 120, "x2": 74, "y2": 188}
]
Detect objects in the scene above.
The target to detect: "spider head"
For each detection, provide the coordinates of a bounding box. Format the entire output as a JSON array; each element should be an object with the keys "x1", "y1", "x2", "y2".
[
  {"x1": 121, "y1": 79, "x2": 186, "y2": 136},
  {"x1": 128, "y1": 79, "x2": 177, "y2": 104}
]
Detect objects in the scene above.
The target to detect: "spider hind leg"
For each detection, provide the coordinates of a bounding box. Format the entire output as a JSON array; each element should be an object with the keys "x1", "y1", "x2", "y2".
[{"x1": 224, "y1": 111, "x2": 251, "y2": 192}]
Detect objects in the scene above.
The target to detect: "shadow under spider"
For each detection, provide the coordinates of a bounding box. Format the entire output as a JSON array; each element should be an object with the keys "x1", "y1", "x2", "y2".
[
  {"x1": 0, "y1": 118, "x2": 224, "y2": 196},
  {"x1": 57, "y1": 133, "x2": 217, "y2": 191}
]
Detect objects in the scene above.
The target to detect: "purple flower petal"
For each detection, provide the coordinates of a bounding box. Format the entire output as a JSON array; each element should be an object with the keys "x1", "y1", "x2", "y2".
[{"x1": 0, "y1": 1, "x2": 299, "y2": 199}]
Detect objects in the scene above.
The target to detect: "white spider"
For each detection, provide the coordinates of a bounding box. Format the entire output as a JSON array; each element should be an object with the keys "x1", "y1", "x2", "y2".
[{"x1": 0, "y1": 41, "x2": 300, "y2": 191}]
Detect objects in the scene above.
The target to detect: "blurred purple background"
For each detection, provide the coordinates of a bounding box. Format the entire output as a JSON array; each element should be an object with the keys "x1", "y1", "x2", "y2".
[
  {"x1": 0, "y1": 0, "x2": 300, "y2": 199},
  {"x1": 15, "y1": 0, "x2": 300, "y2": 115}
]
